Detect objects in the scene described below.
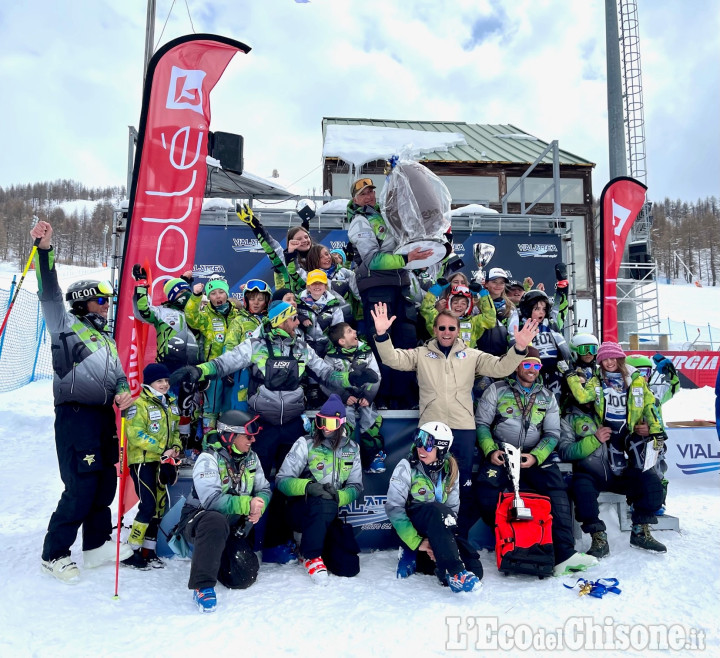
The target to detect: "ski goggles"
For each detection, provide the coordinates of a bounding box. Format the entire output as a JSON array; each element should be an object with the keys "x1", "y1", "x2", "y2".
[
  {"x1": 521, "y1": 361, "x2": 543, "y2": 371},
  {"x1": 413, "y1": 428, "x2": 436, "y2": 452},
  {"x1": 90, "y1": 281, "x2": 114, "y2": 304},
  {"x1": 217, "y1": 414, "x2": 261, "y2": 436},
  {"x1": 315, "y1": 414, "x2": 346, "y2": 431},
  {"x1": 575, "y1": 344, "x2": 598, "y2": 356},
  {"x1": 244, "y1": 279, "x2": 270, "y2": 294},
  {"x1": 636, "y1": 366, "x2": 652, "y2": 379}
]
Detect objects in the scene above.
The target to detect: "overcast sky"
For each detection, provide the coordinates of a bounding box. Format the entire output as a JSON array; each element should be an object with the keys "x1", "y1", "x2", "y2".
[{"x1": 1, "y1": 0, "x2": 718, "y2": 202}]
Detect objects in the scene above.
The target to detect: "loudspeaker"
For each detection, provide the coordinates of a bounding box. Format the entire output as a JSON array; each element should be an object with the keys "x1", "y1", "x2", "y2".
[
  {"x1": 628, "y1": 242, "x2": 653, "y2": 280},
  {"x1": 209, "y1": 132, "x2": 244, "y2": 175}
]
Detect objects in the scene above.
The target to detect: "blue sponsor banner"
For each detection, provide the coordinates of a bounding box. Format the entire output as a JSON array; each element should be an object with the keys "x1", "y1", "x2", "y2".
[{"x1": 195, "y1": 224, "x2": 562, "y2": 293}]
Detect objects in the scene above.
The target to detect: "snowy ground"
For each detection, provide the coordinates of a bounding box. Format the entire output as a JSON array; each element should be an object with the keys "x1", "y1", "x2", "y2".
[{"x1": 0, "y1": 380, "x2": 718, "y2": 657}]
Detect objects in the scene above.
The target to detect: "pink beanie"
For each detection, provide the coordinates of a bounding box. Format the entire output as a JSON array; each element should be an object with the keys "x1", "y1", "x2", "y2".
[{"x1": 597, "y1": 341, "x2": 626, "y2": 363}]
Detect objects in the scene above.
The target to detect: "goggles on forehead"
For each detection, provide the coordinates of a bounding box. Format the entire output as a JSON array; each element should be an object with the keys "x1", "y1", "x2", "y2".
[
  {"x1": 413, "y1": 428, "x2": 436, "y2": 452},
  {"x1": 245, "y1": 279, "x2": 270, "y2": 294},
  {"x1": 575, "y1": 344, "x2": 598, "y2": 356},
  {"x1": 217, "y1": 415, "x2": 261, "y2": 436},
  {"x1": 97, "y1": 280, "x2": 114, "y2": 295},
  {"x1": 521, "y1": 361, "x2": 543, "y2": 371},
  {"x1": 315, "y1": 414, "x2": 346, "y2": 431}
]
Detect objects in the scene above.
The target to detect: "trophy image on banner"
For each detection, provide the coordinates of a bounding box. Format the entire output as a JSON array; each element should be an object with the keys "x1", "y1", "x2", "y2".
[
  {"x1": 381, "y1": 160, "x2": 452, "y2": 270},
  {"x1": 502, "y1": 443, "x2": 533, "y2": 521},
  {"x1": 472, "y1": 242, "x2": 495, "y2": 284}
]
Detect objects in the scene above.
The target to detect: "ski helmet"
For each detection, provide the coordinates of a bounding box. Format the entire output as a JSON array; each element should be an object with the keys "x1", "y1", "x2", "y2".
[
  {"x1": 569, "y1": 333, "x2": 599, "y2": 364},
  {"x1": 65, "y1": 279, "x2": 114, "y2": 314},
  {"x1": 626, "y1": 354, "x2": 654, "y2": 379},
  {"x1": 216, "y1": 410, "x2": 261, "y2": 453},
  {"x1": 446, "y1": 284, "x2": 473, "y2": 315},
  {"x1": 518, "y1": 289, "x2": 552, "y2": 319},
  {"x1": 413, "y1": 421, "x2": 454, "y2": 460},
  {"x1": 243, "y1": 279, "x2": 271, "y2": 311}
]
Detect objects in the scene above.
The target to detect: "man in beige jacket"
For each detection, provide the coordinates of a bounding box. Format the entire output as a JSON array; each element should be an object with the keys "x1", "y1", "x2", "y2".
[{"x1": 371, "y1": 303, "x2": 539, "y2": 490}]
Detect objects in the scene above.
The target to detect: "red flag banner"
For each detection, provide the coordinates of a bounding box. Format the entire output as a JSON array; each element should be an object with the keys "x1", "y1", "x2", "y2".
[
  {"x1": 599, "y1": 177, "x2": 647, "y2": 342},
  {"x1": 115, "y1": 34, "x2": 250, "y2": 396}
]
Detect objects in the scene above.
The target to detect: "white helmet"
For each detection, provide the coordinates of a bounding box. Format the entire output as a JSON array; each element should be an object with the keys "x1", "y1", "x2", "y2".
[
  {"x1": 413, "y1": 421, "x2": 454, "y2": 458},
  {"x1": 569, "y1": 333, "x2": 599, "y2": 363}
]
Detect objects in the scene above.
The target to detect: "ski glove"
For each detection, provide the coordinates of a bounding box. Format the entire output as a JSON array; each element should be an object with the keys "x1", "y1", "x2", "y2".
[
  {"x1": 652, "y1": 354, "x2": 676, "y2": 377},
  {"x1": 556, "y1": 360, "x2": 571, "y2": 376},
  {"x1": 132, "y1": 264, "x2": 147, "y2": 282},
  {"x1": 236, "y1": 202, "x2": 257, "y2": 228},
  {"x1": 323, "y1": 483, "x2": 340, "y2": 503},
  {"x1": 348, "y1": 365, "x2": 379, "y2": 388},
  {"x1": 170, "y1": 365, "x2": 205, "y2": 388},
  {"x1": 306, "y1": 482, "x2": 335, "y2": 499}
]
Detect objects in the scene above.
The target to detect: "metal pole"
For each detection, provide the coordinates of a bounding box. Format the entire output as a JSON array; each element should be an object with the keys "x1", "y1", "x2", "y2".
[
  {"x1": 143, "y1": 0, "x2": 156, "y2": 82},
  {"x1": 605, "y1": 0, "x2": 627, "y2": 179}
]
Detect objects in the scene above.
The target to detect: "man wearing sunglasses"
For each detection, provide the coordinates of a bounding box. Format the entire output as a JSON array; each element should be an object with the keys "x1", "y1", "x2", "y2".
[
  {"x1": 30, "y1": 220, "x2": 135, "y2": 583},
  {"x1": 470, "y1": 345, "x2": 598, "y2": 577},
  {"x1": 371, "y1": 302, "x2": 539, "y2": 499}
]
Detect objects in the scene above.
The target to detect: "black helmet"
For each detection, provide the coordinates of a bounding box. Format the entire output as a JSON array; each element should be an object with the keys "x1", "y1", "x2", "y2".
[
  {"x1": 65, "y1": 280, "x2": 114, "y2": 315},
  {"x1": 518, "y1": 289, "x2": 552, "y2": 319},
  {"x1": 216, "y1": 410, "x2": 261, "y2": 452}
]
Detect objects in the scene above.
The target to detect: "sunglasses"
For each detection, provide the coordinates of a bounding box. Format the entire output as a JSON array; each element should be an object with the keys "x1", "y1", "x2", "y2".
[
  {"x1": 92, "y1": 297, "x2": 110, "y2": 306},
  {"x1": 575, "y1": 344, "x2": 598, "y2": 356},
  {"x1": 437, "y1": 326, "x2": 458, "y2": 332},
  {"x1": 217, "y1": 415, "x2": 261, "y2": 436},
  {"x1": 521, "y1": 362, "x2": 543, "y2": 371},
  {"x1": 413, "y1": 428, "x2": 436, "y2": 452},
  {"x1": 315, "y1": 415, "x2": 346, "y2": 431}
]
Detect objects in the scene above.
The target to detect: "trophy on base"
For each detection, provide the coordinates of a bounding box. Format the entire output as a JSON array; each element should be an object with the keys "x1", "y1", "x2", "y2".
[
  {"x1": 472, "y1": 242, "x2": 495, "y2": 284},
  {"x1": 381, "y1": 160, "x2": 452, "y2": 270},
  {"x1": 502, "y1": 442, "x2": 533, "y2": 521}
]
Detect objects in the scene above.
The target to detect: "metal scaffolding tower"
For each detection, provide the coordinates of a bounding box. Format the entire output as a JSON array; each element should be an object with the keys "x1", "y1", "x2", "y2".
[{"x1": 616, "y1": 0, "x2": 661, "y2": 343}]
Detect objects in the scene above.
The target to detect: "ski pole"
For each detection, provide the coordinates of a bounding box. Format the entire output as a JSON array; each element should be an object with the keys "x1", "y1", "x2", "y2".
[
  {"x1": 0, "y1": 237, "x2": 40, "y2": 340},
  {"x1": 114, "y1": 413, "x2": 128, "y2": 600}
]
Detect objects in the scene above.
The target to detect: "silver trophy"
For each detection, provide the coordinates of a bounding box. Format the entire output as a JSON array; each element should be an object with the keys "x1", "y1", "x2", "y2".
[
  {"x1": 502, "y1": 443, "x2": 533, "y2": 521},
  {"x1": 472, "y1": 242, "x2": 495, "y2": 284},
  {"x1": 381, "y1": 160, "x2": 452, "y2": 270}
]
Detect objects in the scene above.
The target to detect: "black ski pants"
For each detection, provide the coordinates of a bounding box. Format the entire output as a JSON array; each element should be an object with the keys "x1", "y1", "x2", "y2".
[
  {"x1": 183, "y1": 510, "x2": 258, "y2": 590},
  {"x1": 253, "y1": 416, "x2": 305, "y2": 478},
  {"x1": 407, "y1": 501, "x2": 483, "y2": 580},
  {"x1": 287, "y1": 497, "x2": 360, "y2": 577},
  {"x1": 468, "y1": 461, "x2": 576, "y2": 565},
  {"x1": 129, "y1": 462, "x2": 164, "y2": 542},
  {"x1": 571, "y1": 467, "x2": 663, "y2": 534},
  {"x1": 42, "y1": 403, "x2": 118, "y2": 562}
]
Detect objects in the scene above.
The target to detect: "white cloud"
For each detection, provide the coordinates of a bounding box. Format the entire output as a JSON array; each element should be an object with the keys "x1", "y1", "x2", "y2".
[{"x1": 0, "y1": 0, "x2": 716, "y2": 202}]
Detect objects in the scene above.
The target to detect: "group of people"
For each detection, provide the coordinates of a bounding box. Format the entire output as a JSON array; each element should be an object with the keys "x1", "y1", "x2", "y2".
[{"x1": 31, "y1": 177, "x2": 678, "y2": 613}]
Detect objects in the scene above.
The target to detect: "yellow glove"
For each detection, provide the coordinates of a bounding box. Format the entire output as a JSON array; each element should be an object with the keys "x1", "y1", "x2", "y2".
[{"x1": 236, "y1": 202, "x2": 256, "y2": 228}]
